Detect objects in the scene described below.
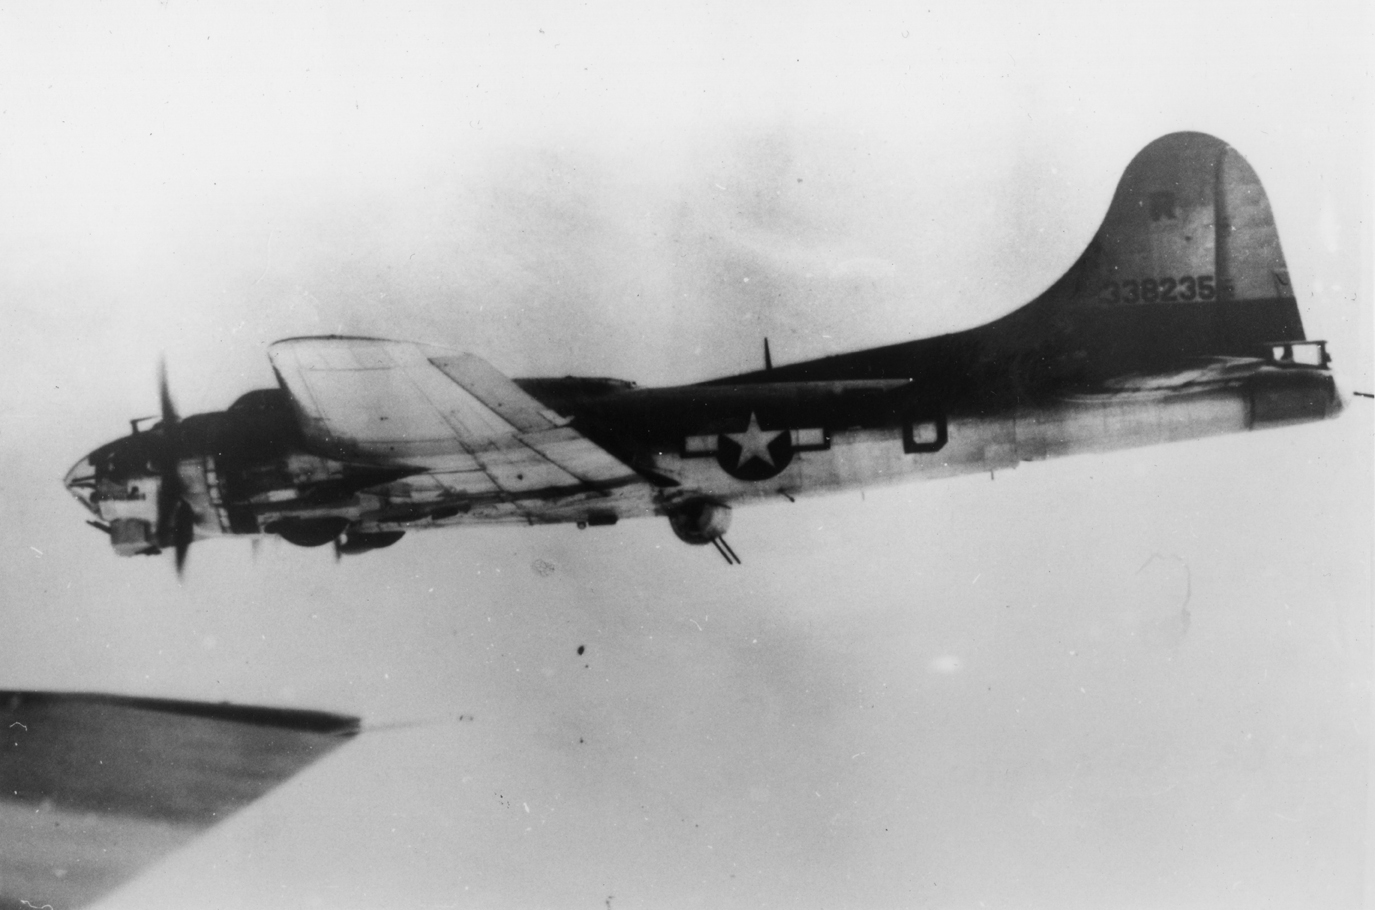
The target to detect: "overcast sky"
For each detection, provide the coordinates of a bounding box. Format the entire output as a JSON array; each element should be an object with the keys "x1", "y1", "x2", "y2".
[{"x1": 0, "y1": 2, "x2": 1370, "y2": 908}]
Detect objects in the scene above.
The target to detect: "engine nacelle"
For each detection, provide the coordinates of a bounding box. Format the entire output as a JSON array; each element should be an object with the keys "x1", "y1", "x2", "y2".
[
  {"x1": 335, "y1": 530, "x2": 405, "y2": 555},
  {"x1": 667, "y1": 500, "x2": 732, "y2": 546},
  {"x1": 267, "y1": 517, "x2": 350, "y2": 548}
]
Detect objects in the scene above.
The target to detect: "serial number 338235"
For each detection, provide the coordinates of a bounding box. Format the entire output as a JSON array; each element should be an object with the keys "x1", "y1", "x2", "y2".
[{"x1": 1098, "y1": 275, "x2": 1235, "y2": 303}]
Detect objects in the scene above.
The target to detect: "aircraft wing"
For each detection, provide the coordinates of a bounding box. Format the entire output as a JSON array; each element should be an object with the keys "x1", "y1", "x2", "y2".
[
  {"x1": 0, "y1": 690, "x2": 359, "y2": 910},
  {"x1": 269, "y1": 337, "x2": 653, "y2": 498}
]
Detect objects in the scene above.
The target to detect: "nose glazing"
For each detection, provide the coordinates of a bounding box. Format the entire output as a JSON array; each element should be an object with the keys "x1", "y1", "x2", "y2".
[{"x1": 63, "y1": 454, "x2": 100, "y2": 516}]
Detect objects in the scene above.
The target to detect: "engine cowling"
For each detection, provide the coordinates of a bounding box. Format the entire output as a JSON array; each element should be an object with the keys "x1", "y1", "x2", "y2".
[
  {"x1": 335, "y1": 530, "x2": 405, "y2": 555},
  {"x1": 667, "y1": 500, "x2": 732, "y2": 546},
  {"x1": 267, "y1": 517, "x2": 350, "y2": 547}
]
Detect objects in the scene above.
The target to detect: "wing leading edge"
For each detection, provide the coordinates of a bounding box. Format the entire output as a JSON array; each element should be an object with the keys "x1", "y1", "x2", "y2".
[{"x1": 0, "y1": 691, "x2": 359, "y2": 910}]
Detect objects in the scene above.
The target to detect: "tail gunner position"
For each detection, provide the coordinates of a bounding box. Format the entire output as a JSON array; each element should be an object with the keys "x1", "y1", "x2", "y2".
[{"x1": 64, "y1": 133, "x2": 1344, "y2": 572}]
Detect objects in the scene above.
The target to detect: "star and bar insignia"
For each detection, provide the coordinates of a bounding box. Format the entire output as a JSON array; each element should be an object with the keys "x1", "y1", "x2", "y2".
[{"x1": 683, "y1": 413, "x2": 829, "y2": 481}]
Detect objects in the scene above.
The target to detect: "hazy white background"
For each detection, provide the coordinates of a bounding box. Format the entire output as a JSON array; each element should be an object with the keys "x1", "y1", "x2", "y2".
[{"x1": 0, "y1": 2, "x2": 1369, "y2": 908}]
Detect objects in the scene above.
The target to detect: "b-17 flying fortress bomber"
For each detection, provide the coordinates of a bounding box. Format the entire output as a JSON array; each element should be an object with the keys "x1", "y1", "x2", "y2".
[{"x1": 64, "y1": 133, "x2": 1343, "y2": 571}]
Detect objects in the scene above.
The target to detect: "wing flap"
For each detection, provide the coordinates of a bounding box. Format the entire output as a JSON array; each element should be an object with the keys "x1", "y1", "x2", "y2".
[
  {"x1": 521, "y1": 425, "x2": 644, "y2": 487},
  {"x1": 471, "y1": 437, "x2": 586, "y2": 494},
  {"x1": 430, "y1": 354, "x2": 566, "y2": 433}
]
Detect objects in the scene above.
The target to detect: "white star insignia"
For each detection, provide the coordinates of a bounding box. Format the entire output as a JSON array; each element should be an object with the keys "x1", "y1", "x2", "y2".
[{"x1": 726, "y1": 412, "x2": 784, "y2": 469}]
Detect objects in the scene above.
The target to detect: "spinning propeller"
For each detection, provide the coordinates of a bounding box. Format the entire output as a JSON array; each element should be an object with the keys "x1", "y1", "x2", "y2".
[{"x1": 154, "y1": 359, "x2": 196, "y2": 578}]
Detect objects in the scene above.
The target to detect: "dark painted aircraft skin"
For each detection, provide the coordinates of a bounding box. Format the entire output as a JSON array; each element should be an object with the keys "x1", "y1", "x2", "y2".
[
  {"x1": 63, "y1": 133, "x2": 1343, "y2": 567},
  {"x1": 0, "y1": 690, "x2": 358, "y2": 909}
]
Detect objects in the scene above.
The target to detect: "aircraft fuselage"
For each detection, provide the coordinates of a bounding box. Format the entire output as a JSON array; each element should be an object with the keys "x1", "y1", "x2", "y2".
[{"x1": 65, "y1": 341, "x2": 1339, "y2": 558}]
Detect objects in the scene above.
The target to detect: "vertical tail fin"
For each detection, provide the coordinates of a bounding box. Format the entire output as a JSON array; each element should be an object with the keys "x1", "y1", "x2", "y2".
[
  {"x1": 1041, "y1": 132, "x2": 1305, "y2": 376},
  {"x1": 712, "y1": 133, "x2": 1319, "y2": 397}
]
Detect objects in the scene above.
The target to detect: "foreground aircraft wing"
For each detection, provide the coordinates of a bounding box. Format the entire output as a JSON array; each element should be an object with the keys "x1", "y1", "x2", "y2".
[
  {"x1": 0, "y1": 690, "x2": 359, "y2": 910},
  {"x1": 269, "y1": 337, "x2": 653, "y2": 498}
]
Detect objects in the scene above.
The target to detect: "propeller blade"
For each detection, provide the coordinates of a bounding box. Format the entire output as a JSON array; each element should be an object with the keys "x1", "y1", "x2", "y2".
[
  {"x1": 158, "y1": 357, "x2": 179, "y2": 426},
  {"x1": 86, "y1": 520, "x2": 112, "y2": 536},
  {"x1": 153, "y1": 357, "x2": 193, "y2": 577},
  {"x1": 172, "y1": 499, "x2": 195, "y2": 579},
  {"x1": 155, "y1": 462, "x2": 184, "y2": 549}
]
